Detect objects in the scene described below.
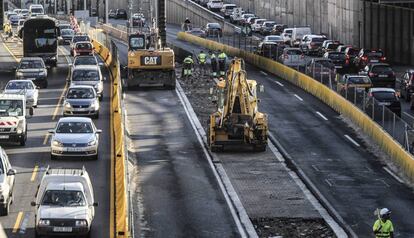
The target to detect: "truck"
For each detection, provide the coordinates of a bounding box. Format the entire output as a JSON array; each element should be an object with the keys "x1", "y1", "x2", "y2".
[
  {"x1": 32, "y1": 167, "x2": 98, "y2": 238},
  {"x1": 18, "y1": 16, "x2": 59, "y2": 67},
  {"x1": 208, "y1": 58, "x2": 268, "y2": 152},
  {"x1": 0, "y1": 94, "x2": 33, "y2": 146}
]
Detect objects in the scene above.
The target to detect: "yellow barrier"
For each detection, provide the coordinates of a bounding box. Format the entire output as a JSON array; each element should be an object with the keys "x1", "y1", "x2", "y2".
[
  {"x1": 90, "y1": 32, "x2": 129, "y2": 237},
  {"x1": 177, "y1": 32, "x2": 414, "y2": 182}
]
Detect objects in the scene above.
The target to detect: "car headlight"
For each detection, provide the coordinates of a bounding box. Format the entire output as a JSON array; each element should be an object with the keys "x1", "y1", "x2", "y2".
[
  {"x1": 16, "y1": 120, "x2": 24, "y2": 134},
  {"x1": 38, "y1": 219, "x2": 50, "y2": 226},
  {"x1": 52, "y1": 140, "x2": 63, "y2": 147},
  {"x1": 87, "y1": 139, "x2": 97, "y2": 146},
  {"x1": 64, "y1": 102, "x2": 71, "y2": 108},
  {"x1": 75, "y1": 220, "x2": 88, "y2": 227},
  {"x1": 39, "y1": 71, "x2": 46, "y2": 76},
  {"x1": 16, "y1": 72, "x2": 23, "y2": 78},
  {"x1": 90, "y1": 101, "x2": 98, "y2": 109}
]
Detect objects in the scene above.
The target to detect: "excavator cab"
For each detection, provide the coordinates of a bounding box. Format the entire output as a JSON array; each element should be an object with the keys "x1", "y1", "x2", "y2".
[{"x1": 129, "y1": 33, "x2": 146, "y2": 50}]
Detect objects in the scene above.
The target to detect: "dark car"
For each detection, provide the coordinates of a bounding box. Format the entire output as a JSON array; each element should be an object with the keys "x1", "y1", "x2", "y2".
[
  {"x1": 115, "y1": 9, "x2": 127, "y2": 19},
  {"x1": 306, "y1": 58, "x2": 336, "y2": 82},
  {"x1": 344, "y1": 47, "x2": 360, "y2": 70},
  {"x1": 366, "y1": 88, "x2": 401, "y2": 116},
  {"x1": 353, "y1": 49, "x2": 386, "y2": 70},
  {"x1": 337, "y1": 74, "x2": 372, "y2": 102},
  {"x1": 15, "y1": 57, "x2": 48, "y2": 88},
  {"x1": 256, "y1": 41, "x2": 283, "y2": 60},
  {"x1": 359, "y1": 63, "x2": 395, "y2": 88},
  {"x1": 260, "y1": 21, "x2": 277, "y2": 36},
  {"x1": 186, "y1": 28, "x2": 206, "y2": 38},
  {"x1": 205, "y1": 23, "x2": 222, "y2": 37},
  {"x1": 398, "y1": 69, "x2": 414, "y2": 101},
  {"x1": 323, "y1": 52, "x2": 348, "y2": 72},
  {"x1": 271, "y1": 24, "x2": 288, "y2": 35},
  {"x1": 58, "y1": 29, "x2": 74, "y2": 45}
]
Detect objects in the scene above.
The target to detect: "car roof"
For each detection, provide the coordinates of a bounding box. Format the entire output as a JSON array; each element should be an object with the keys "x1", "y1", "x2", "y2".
[
  {"x1": 369, "y1": 88, "x2": 396, "y2": 93},
  {"x1": 21, "y1": 57, "x2": 43, "y2": 61},
  {"x1": 46, "y1": 182, "x2": 84, "y2": 191},
  {"x1": 68, "y1": 85, "x2": 95, "y2": 90},
  {"x1": 58, "y1": 117, "x2": 93, "y2": 123},
  {"x1": 7, "y1": 79, "x2": 35, "y2": 84},
  {"x1": 369, "y1": 63, "x2": 390, "y2": 67},
  {"x1": 263, "y1": 21, "x2": 276, "y2": 23}
]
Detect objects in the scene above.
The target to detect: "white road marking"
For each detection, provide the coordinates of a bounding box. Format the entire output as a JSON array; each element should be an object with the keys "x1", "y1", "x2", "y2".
[
  {"x1": 316, "y1": 111, "x2": 328, "y2": 121},
  {"x1": 260, "y1": 71, "x2": 268, "y2": 76},
  {"x1": 344, "y1": 135, "x2": 360, "y2": 147},
  {"x1": 294, "y1": 94, "x2": 303, "y2": 101},
  {"x1": 325, "y1": 179, "x2": 333, "y2": 187},
  {"x1": 271, "y1": 80, "x2": 284, "y2": 87},
  {"x1": 383, "y1": 167, "x2": 404, "y2": 183}
]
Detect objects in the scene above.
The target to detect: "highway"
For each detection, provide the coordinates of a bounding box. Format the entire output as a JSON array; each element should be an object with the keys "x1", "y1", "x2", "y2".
[
  {"x1": 161, "y1": 24, "x2": 414, "y2": 236},
  {"x1": 0, "y1": 37, "x2": 111, "y2": 237}
]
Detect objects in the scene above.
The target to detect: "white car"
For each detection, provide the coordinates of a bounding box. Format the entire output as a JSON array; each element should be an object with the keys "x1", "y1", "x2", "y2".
[
  {"x1": 281, "y1": 28, "x2": 293, "y2": 44},
  {"x1": 220, "y1": 4, "x2": 236, "y2": 17},
  {"x1": 63, "y1": 85, "x2": 100, "y2": 118},
  {"x1": 251, "y1": 18, "x2": 266, "y2": 32},
  {"x1": 49, "y1": 117, "x2": 102, "y2": 160},
  {"x1": 263, "y1": 35, "x2": 284, "y2": 44},
  {"x1": 4, "y1": 80, "x2": 39, "y2": 108},
  {"x1": 0, "y1": 147, "x2": 16, "y2": 216},
  {"x1": 207, "y1": 0, "x2": 223, "y2": 12},
  {"x1": 279, "y1": 48, "x2": 306, "y2": 67}
]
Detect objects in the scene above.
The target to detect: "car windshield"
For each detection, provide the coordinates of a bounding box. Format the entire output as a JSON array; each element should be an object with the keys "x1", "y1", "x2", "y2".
[
  {"x1": 347, "y1": 48, "x2": 359, "y2": 56},
  {"x1": 6, "y1": 81, "x2": 34, "y2": 90},
  {"x1": 286, "y1": 50, "x2": 302, "y2": 55},
  {"x1": 61, "y1": 29, "x2": 74, "y2": 36},
  {"x1": 372, "y1": 65, "x2": 393, "y2": 73},
  {"x1": 31, "y1": 8, "x2": 43, "y2": 13},
  {"x1": 19, "y1": 60, "x2": 43, "y2": 69},
  {"x1": 59, "y1": 25, "x2": 71, "y2": 30},
  {"x1": 0, "y1": 100, "x2": 24, "y2": 117},
  {"x1": 73, "y1": 36, "x2": 90, "y2": 43},
  {"x1": 372, "y1": 92, "x2": 396, "y2": 101},
  {"x1": 76, "y1": 43, "x2": 92, "y2": 50},
  {"x1": 208, "y1": 23, "x2": 221, "y2": 28},
  {"x1": 265, "y1": 22, "x2": 276, "y2": 27},
  {"x1": 41, "y1": 190, "x2": 86, "y2": 207},
  {"x1": 348, "y1": 76, "x2": 371, "y2": 84},
  {"x1": 56, "y1": 121, "x2": 93, "y2": 133},
  {"x1": 74, "y1": 57, "x2": 97, "y2": 66},
  {"x1": 67, "y1": 88, "x2": 95, "y2": 99},
  {"x1": 327, "y1": 43, "x2": 340, "y2": 50},
  {"x1": 267, "y1": 36, "x2": 282, "y2": 41},
  {"x1": 72, "y1": 69, "x2": 99, "y2": 81},
  {"x1": 312, "y1": 38, "x2": 325, "y2": 43},
  {"x1": 367, "y1": 51, "x2": 383, "y2": 57},
  {"x1": 256, "y1": 20, "x2": 265, "y2": 24},
  {"x1": 328, "y1": 53, "x2": 346, "y2": 60}
]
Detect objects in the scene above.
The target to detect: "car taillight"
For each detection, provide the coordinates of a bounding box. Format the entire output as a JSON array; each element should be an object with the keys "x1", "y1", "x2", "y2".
[
  {"x1": 345, "y1": 59, "x2": 349, "y2": 65},
  {"x1": 368, "y1": 72, "x2": 376, "y2": 77},
  {"x1": 380, "y1": 56, "x2": 386, "y2": 61},
  {"x1": 362, "y1": 56, "x2": 368, "y2": 61}
]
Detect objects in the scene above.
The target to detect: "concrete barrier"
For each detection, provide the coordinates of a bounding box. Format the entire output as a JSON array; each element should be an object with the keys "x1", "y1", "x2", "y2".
[
  {"x1": 90, "y1": 30, "x2": 130, "y2": 238},
  {"x1": 177, "y1": 32, "x2": 414, "y2": 183}
]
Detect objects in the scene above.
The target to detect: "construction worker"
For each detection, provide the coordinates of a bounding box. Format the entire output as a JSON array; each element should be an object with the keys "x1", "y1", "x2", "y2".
[
  {"x1": 209, "y1": 51, "x2": 218, "y2": 78},
  {"x1": 182, "y1": 55, "x2": 194, "y2": 82},
  {"x1": 218, "y1": 50, "x2": 227, "y2": 77},
  {"x1": 197, "y1": 50, "x2": 207, "y2": 76},
  {"x1": 373, "y1": 208, "x2": 394, "y2": 238}
]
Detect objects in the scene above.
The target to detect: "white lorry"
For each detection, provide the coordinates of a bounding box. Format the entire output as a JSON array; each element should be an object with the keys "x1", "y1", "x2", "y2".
[
  {"x1": 32, "y1": 167, "x2": 98, "y2": 238},
  {"x1": 0, "y1": 94, "x2": 33, "y2": 146}
]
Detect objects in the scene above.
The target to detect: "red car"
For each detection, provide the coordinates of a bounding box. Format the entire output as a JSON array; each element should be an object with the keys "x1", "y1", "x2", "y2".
[{"x1": 74, "y1": 42, "x2": 94, "y2": 56}]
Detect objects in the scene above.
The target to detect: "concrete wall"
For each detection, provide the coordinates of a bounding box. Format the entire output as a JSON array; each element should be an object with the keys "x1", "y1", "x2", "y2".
[{"x1": 229, "y1": 0, "x2": 360, "y2": 46}]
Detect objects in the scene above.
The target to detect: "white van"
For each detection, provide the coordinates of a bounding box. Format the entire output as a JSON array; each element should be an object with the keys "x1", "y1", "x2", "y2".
[
  {"x1": 290, "y1": 27, "x2": 312, "y2": 47},
  {"x1": 220, "y1": 4, "x2": 237, "y2": 17},
  {"x1": 29, "y1": 4, "x2": 44, "y2": 17},
  {"x1": 0, "y1": 147, "x2": 16, "y2": 216}
]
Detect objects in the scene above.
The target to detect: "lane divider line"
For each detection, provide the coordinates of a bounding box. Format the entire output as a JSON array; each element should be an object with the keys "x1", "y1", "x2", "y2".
[
  {"x1": 325, "y1": 179, "x2": 333, "y2": 187},
  {"x1": 316, "y1": 111, "x2": 329, "y2": 121},
  {"x1": 2, "y1": 42, "x2": 19, "y2": 62},
  {"x1": 30, "y1": 165, "x2": 39, "y2": 182},
  {"x1": 294, "y1": 94, "x2": 303, "y2": 101},
  {"x1": 274, "y1": 81, "x2": 284, "y2": 87},
  {"x1": 383, "y1": 167, "x2": 404, "y2": 183},
  {"x1": 260, "y1": 71, "x2": 268, "y2": 76},
  {"x1": 42, "y1": 134, "x2": 50, "y2": 145},
  {"x1": 12, "y1": 212, "x2": 23, "y2": 233},
  {"x1": 344, "y1": 134, "x2": 360, "y2": 147}
]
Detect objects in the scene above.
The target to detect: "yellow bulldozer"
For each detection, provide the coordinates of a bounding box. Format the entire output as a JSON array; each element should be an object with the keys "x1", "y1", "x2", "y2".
[
  {"x1": 208, "y1": 58, "x2": 268, "y2": 152},
  {"x1": 126, "y1": 30, "x2": 176, "y2": 89}
]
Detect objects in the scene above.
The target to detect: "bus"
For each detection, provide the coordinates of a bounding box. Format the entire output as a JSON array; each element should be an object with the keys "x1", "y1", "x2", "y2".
[{"x1": 19, "y1": 16, "x2": 58, "y2": 67}]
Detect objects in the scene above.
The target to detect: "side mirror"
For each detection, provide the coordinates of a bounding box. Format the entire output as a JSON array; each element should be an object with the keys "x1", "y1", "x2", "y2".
[
  {"x1": 30, "y1": 201, "x2": 36, "y2": 206},
  {"x1": 96, "y1": 129, "x2": 102, "y2": 134},
  {"x1": 29, "y1": 107, "x2": 34, "y2": 116},
  {"x1": 93, "y1": 202, "x2": 99, "y2": 207},
  {"x1": 46, "y1": 65, "x2": 51, "y2": 69},
  {"x1": 103, "y1": 77, "x2": 107, "y2": 81},
  {"x1": 36, "y1": 86, "x2": 40, "y2": 89},
  {"x1": 98, "y1": 62, "x2": 103, "y2": 66},
  {"x1": 47, "y1": 129, "x2": 55, "y2": 134},
  {"x1": 7, "y1": 169, "x2": 16, "y2": 176}
]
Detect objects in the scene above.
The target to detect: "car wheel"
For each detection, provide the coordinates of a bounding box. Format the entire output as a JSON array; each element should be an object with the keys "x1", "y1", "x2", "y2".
[
  {"x1": 0, "y1": 202, "x2": 10, "y2": 216},
  {"x1": 99, "y1": 95, "x2": 103, "y2": 101},
  {"x1": 94, "y1": 112, "x2": 99, "y2": 119},
  {"x1": 35, "y1": 230, "x2": 42, "y2": 238},
  {"x1": 19, "y1": 134, "x2": 26, "y2": 146},
  {"x1": 50, "y1": 154, "x2": 56, "y2": 160},
  {"x1": 43, "y1": 81, "x2": 48, "y2": 89}
]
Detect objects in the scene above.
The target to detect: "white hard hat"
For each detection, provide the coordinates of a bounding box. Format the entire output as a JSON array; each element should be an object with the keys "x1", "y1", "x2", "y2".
[{"x1": 380, "y1": 208, "x2": 391, "y2": 216}]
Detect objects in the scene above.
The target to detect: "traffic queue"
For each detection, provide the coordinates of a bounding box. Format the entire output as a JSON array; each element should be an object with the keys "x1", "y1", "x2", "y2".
[{"x1": 0, "y1": 10, "x2": 102, "y2": 237}]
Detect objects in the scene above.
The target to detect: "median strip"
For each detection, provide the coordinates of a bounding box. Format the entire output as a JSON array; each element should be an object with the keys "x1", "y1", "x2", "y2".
[
  {"x1": 30, "y1": 165, "x2": 39, "y2": 182},
  {"x1": 12, "y1": 212, "x2": 23, "y2": 233}
]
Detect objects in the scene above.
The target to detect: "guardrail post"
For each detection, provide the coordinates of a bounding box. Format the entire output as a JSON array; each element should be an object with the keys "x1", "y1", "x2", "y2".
[
  {"x1": 372, "y1": 98, "x2": 375, "y2": 119},
  {"x1": 393, "y1": 114, "x2": 396, "y2": 137},
  {"x1": 382, "y1": 105, "x2": 385, "y2": 127}
]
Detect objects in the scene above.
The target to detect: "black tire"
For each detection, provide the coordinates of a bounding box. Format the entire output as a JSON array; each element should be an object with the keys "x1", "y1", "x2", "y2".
[
  {"x1": 406, "y1": 90, "x2": 411, "y2": 102},
  {"x1": 19, "y1": 133, "x2": 26, "y2": 146},
  {"x1": 43, "y1": 81, "x2": 48, "y2": 89},
  {"x1": 94, "y1": 112, "x2": 99, "y2": 119},
  {"x1": 99, "y1": 95, "x2": 103, "y2": 101},
  {"x1": 0, "y1": 202, "x2": 9, "y2": 216},
  {"x1": 35, "y1": 229, "x2": 42, "y2": 238},
  {"x1": 92, "y1": 154, "x2": 98, "y2": 160}
]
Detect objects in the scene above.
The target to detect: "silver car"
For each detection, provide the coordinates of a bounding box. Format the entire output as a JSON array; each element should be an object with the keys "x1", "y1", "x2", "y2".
[
  {"x1": 279, "y1": 48, "x2": 306, "y2": 67},
  {"x1": 4, "y1": 80, "x2": 39, "y2": 107},
  {"x1": 49, "y1": 117, "x2": 101, "y2": 160},
  {"x1": 63, "y1": 85, "x2": 100, "y2": 118},
  {"x1": 70, "y1": 65, "x2": 104, "y2": 101},
  {"x1": 72, "y1": 55, "x2": 103, "y2": 67}
]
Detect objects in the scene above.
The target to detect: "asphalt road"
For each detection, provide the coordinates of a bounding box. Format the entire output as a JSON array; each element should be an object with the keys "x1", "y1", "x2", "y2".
[{"x1": 0, "y1": 38, "x2": 111, "y2": 237}]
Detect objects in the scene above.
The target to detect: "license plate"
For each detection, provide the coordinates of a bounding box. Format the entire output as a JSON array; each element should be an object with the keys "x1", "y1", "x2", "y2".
[
  {"x1": 0, "y1": 135, "x2": 9, "y2": 139},
  {"x1": 67, "y1": 147, "x2": 82, "y2": 152},
  {"x1": 371, "y1": 60, "x2": 379, "y2": 63},
  {"x1": 75, "y1": 108, "x2": 89, "y2": 111},
  {"x1": 335, "y1": 66, "x2": 343, "y2": 69},
  {"x1": 379, "y1": 75, "x2": 388, "y2": 78},
  {"x1": 53, "y1": 227, "x2": 72, "y2": 232}
]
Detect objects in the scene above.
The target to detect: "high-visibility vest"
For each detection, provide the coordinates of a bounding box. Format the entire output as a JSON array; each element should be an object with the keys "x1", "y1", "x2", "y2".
[
  {"x1": 373, "y1": 219, "x2": 394, "y2": 238},
  {"x1": 183, "y1": 57, "x2": 193, "y2": 64},
  {"x1": 198, "y1": 53, "x2": 207, "y2": 63},
  {"x1": 218, "y1": 52, "x2": 227, "y2": 59}
]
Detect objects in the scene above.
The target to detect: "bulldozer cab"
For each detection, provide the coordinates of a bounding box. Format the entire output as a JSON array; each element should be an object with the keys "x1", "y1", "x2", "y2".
[{"x1": 129, "y1": 33, "x2": 146, "y2": 51}]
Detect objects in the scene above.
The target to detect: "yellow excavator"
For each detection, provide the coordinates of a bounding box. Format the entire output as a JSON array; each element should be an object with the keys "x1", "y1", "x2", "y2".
[
  {"x1": 126, "y1": 0, "x2": 176, "y2": 89},
  {"x1": 208, "y1": 58, "x2": 268, "y2": 152}
]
